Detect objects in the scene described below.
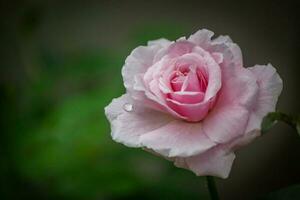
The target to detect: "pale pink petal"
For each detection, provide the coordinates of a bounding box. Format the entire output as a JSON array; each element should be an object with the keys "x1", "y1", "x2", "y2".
[
  {"x1": 166, "y1": 98, "x2": 212, "y2": 122},
  {"x1": 203, "y1": 105, "x2": 249, "y2": 143},
  {"x1": 197, "y1": 68, "x2": 208, "y2": 92},
  {"x1": 133, "y1": 74, "x2": 146, "y2": 92},
  {"x1": 153, "y1": 46, "x2": 172, "y2": 63},
  {"x1": 174, "y1": 147, "x2": 236, "y2": 178},
  {"x1": 211, "y1": 52, "x2": 224, "y2": 64},
  {"x1": 170, "y1": 75, "x2": 185, "y2": 91},
  {"x1": 188, "y1": 29, "x2": 214, "y2": 49},
  {"x1": 192, "y1": 48, "x2": 222, "y2": 102},
  {"x1": 141, "y1": 59, "x2": 191, "y2": 120},
  {"x1": 212, "y1": 35, "x2": 233, "y2": 44},
  {"x1": 140, "y1": 120, "x2": 216, "y2": 157},
  {"x1": 122, "y1": 45, "x2": 162, "y2": 92},
  {"x1": 147, "y1": 38, "x2": 171, "y2": 47},
  {"x1": 167, "y1": 41, "x2": 195, "y2": 57},
  {"x1": 176, "y1": 36, "x2": 187, "y2": 41},
  {"x1": 137, "y1": 60, "x2": 189, "y2": 120},
  {"x1": 245, "y1": 64, "x2": 283, "y2": 133},
  {"x1": 158, "y1": 77, "x2": 172, "y2": 93},
  {"x1": 210, "y1": 36, "x2": 243, "y2": 68},
  {"x1": 143, "y1": 87, "x2": 188, "y2": 120},
  {"x1": 105, "y1": 95, "x2": 217, "y2": 158},
  {"x1": 148, "y1": 39, "x2": 172, "y2": 66},
  {"x1": 202, "y1": 62, "x2": 260, "y2": 143},
  {"x1": 132, "y1": 74, "x2": 167, "y2": 111},
  {"x1": 188, "y1": 29, "x2": 243, "y2": 69},
  {"x1": 181, "y1": 69, "x2": 201, "y2": 92},
  {"x1": 135, "y1": 73, "x2": 189, "y2": 120},
  {"x1": 144, "y1": 56, "x2": 175, "y2": 87},
  {"x1": 104, "y1": 94, "x2": 174, "y2": 147},
  {"x1": 169, "y1": 91, "x2": 204, "y2": 104},
  {"x1": 173, "y1": 125, "x2": 259, "y2": 179},
  {"x1": 219, "y1": 66, "x2": 259, "y2": 109},
  {"x1": 188, "y1": 29, "x2": 242, "y2": 68}
]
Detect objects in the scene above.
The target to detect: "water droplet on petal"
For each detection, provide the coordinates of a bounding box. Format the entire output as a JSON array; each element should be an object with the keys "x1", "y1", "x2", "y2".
[{"x1": 123, "y1": 103, "x2": 133, "y2": 112}]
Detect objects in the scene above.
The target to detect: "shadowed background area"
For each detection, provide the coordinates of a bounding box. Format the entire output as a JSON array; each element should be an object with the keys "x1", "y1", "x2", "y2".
[{"x1": 0, "y1": 0, "x2": 299, "y2": 199}]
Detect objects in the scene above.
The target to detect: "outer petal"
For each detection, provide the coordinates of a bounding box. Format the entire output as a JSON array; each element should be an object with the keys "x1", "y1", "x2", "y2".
[
  {"x1": 219, "y1": 65, "x2": 259, "y2": 109},
  {"x1": 212, "y1": 35, "x2": 233, "y2": 44},
  {"x1": 210, "y1": 38, "x2": 243, "y2": 68},
  {"x1": 203, "y1": 105, "x2": 249, "y2": 143},
  {"x1": 174, "y1": 146, "x2": 236, "y2": 179},
  {"x1": 188, "y1": 29, "x2": 243, "y2": 68},
  {"x1": 122, "y1": 44, "x2": 164, "y2": 93},
  {"x1": 147, "y1": 38, "x2": 171, "y2": 47},
  {"x1": 140, "y1": 120, "x2": 216, "y2": 157},
  {"x1": 245, "y1": 64, "x2": 283, "y2": 133},
  {"x1": 167, "y1": 41, "x2": 194, "y2": 57},
  {"x1": 166, "y1": 98, "x2": 212, "y2": 122},
  {"x1": 173, "y1": 125, "x2": 261, "y2": 179},
  {"x1": 188, "y1": 29, "x2": 214, "y2": 50},
  {"x1": 105, "y1": 94, "x2": 216, "y2": 157},
  {"x1": 104, "y1": 94, "x2": 174, "y2": 147},
  {"x1": 168, "y1": 91, "x2": 204, "y2": 104},
  {"x1": 202, "y1": 65, "x2": 258, "y2": 143}
]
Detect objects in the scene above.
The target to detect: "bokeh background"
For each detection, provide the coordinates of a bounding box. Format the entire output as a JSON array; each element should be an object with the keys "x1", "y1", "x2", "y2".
[{"x1": 1, "y1": 0, "x2": 300, "y2": 199}]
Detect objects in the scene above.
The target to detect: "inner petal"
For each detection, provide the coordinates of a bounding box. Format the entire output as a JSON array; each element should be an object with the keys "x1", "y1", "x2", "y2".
[
  {"x1": 197, "y1": 68, "x2": 208, "y2": 92},
  {"x1": 168, "y1": 91, "x2": 205, "y2": 104},
  {"x1": 170, "y1": 64, "x2": 208, "y2": 94},
  {"x1": 181, "y1": 68, "x2": 201, "y2": 92},
  {"x1": 170, "y1": 72, "x2": 186, "y2": 91}
]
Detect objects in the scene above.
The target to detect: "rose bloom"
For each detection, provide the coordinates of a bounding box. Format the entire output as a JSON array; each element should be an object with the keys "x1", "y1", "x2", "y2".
[{"x1": 105, "y1": 29, "x2": 282, "y2": 178}]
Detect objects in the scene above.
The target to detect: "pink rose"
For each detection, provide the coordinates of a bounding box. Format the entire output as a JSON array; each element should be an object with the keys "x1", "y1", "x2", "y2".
[{"x1": 105, "y1": 29, "x2": 282, "y2": 178}]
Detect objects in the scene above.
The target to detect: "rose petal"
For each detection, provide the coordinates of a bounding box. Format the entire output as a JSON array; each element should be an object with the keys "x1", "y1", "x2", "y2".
[
  {"x1": 219, "y1": 65, "x2": 259, "y2": 109},
  {"x1": 140, "y1": 120, "x2": 216, "y2": 157},
  {"x1": 211, "y1": 52, "x2": 224, "y2": 64},
  {"x1": 188, "y1": 29, "x2": 214, "y2": 50},
  {"x1": 245, "y1": 64, "x2": 283, "y2": 133},
  {"x1": 210, "y1": 35, "x2": 243, "y2": 68},
  {"x1": 167, "y1": 41, "x2": 194, "y2": 57},
  {"x1": 166, "y1": 98, "x2": 212, "y2": 122},
  {"x1": 181, "y1": 69, "x2": 201, "y2": 92},
  {"x1": 143, "y1": 84, "x2": 189, "y2": 120},
  {"x1": 123, "y1": 45, "x2": 161, "y2": 91},
  {"x1": 148, "y1": 38, "x2": 171, "y2": 47},
  {"x1": 105, "y1": 94, "x2": 217, "y2": 157},
  {"x1": 212, "y1": 35, "x2": 233, "y2": 44},
  {"x1": 104, "y1": 94, "x2": 174, "y2": 147},
  {"x1": 170, "y1": 74, "x2": 185, "y2": 91},
  {"x1": 170, "y1": 50, "x2": 222, "y2": 103},
  {"x1": 174, "y1": 146, "x2": 236, "y2": 178},
  {"x1": 203, "y1": 105, "x2": 249, "y2": 143},
  {"x1": 169, "y1": 91, "x2": 205, "y2": 104}
]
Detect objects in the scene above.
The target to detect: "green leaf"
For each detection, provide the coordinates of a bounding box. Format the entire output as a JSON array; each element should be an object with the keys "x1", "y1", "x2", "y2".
[
  {"x1": 261, "y1": 113, "x2": 279, "y2": 134},
  {"x1": 262, "y1": 112, "x2": 300, "y2": 136}
]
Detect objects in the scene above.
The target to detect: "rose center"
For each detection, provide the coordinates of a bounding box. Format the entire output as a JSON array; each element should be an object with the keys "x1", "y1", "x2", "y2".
[{"x1": 170, "y1": 66, "x2": 208, "y2": 93}]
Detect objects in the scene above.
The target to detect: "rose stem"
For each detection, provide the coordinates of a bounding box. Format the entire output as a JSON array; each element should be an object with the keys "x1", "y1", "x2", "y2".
[{"x1": 206, "y1": 176, "x2": 220, "y2": 200}]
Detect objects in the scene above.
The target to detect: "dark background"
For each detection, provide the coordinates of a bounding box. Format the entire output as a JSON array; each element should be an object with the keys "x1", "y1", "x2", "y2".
[{"x1": 1, "y1": 0, "x2": 299, "y2": 199}]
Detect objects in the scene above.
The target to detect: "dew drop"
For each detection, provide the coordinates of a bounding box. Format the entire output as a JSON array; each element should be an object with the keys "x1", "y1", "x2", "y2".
[{"x1": 123, "y1": 103, "x2": 133, "y2": 112}]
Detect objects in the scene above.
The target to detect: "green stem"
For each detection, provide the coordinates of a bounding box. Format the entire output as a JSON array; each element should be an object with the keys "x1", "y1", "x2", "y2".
[{"x1": 206, "y1": 176, "x2": 219, "y2": 200}]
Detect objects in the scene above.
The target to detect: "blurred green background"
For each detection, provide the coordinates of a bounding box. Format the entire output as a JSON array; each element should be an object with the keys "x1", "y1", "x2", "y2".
[{"x1": 0, "y1": 0, "x2": 299, "y2": 199}]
